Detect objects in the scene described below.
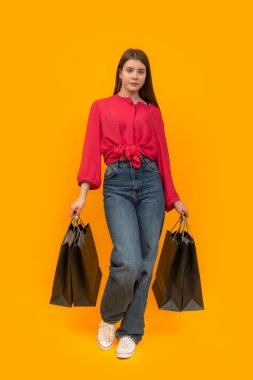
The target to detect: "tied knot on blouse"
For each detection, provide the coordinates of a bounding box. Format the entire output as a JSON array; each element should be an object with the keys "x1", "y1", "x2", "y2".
[{"x1": 113, "y1": 144, "x2": 141, "y2": 168}]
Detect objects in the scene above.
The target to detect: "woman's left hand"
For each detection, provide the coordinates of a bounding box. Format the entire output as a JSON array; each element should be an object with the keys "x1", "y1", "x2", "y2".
[{"x1": 173, "y1": 200, "x2": 189, "y2": 218}]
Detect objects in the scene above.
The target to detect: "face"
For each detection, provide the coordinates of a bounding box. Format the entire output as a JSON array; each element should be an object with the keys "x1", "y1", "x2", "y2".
[{"x1": 119, "y1": 59, "x2": 147, "y2": 94}]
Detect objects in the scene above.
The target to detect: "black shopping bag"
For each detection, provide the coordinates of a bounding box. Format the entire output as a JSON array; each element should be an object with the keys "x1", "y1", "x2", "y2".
[
  {"x1": 49, "y1": 219, "x2": 75, "y2": 307},
  {"x1": 152, "y1": 216, "x2": 204, "y2": 311},
  {"x1": 70, "y1": 216, "x2": 102, "y2": 306},
  {"x1": 49, "y1": 215, "x2": 102, "y2": 307}
]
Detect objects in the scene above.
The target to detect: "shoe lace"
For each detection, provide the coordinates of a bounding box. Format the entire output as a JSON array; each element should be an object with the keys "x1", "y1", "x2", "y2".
[
  {"x1": 98, "y1": 321, "x2": 114, "y2": 342},
  {"x1": 119, "y1": 335, "x2": 135, "y2": 348}
]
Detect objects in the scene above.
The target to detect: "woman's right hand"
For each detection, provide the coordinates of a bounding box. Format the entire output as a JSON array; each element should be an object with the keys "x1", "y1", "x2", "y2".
[{"x1": 69, "y1": 196, "x2": 86, "y2": 219}]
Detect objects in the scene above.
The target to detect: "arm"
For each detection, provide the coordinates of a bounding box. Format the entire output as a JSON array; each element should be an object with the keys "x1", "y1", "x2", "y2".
[
  {"x1": 155, "y1": 108, "x2": 180, "y2": 212},
  {"x1": 70, "y1": 180, "x2": 90, "y2": 218},
  {"x1": 79, "y1": 180, "x2": 91, "y2": 200},
  {"x1": 77, "y1": 100, "x2": 102, "y2": 190}
]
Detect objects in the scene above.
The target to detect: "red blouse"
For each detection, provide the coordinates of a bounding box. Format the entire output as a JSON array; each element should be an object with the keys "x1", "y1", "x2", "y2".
[{"x1": 77, "y1": 93, "x2": 180, "y2": 212}]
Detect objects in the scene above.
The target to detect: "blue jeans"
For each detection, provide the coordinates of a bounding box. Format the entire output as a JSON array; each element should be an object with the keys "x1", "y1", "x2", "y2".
[{"x1": 100, "y1": 155, "x2": 166, "y2": 344}]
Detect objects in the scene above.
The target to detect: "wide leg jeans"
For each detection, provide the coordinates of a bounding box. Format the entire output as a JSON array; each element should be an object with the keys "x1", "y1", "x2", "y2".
[{"x1": 100, "y1": 155, "x2": 166, "y2": 344}]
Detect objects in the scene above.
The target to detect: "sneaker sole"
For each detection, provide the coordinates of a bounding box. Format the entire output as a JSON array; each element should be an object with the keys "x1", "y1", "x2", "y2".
[
  {"x1": 116, "y1": 349, "x2": 135, "y2": 358},
  {"x1": 97, "y1": 337, "x2": 114, "y2": 350}
]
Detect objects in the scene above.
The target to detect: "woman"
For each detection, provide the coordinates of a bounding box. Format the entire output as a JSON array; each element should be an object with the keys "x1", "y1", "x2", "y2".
[{"x1": 70, "y1": 48, "x2": 189, "y2": 359}]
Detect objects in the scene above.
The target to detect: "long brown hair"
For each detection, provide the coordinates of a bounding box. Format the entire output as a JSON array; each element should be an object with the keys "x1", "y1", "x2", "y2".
[{"x1": 113, "y1": 48, "x2": 160, "y2": 108}]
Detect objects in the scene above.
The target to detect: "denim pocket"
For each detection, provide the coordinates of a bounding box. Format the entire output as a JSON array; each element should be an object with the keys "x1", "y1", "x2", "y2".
[
  {"x1": 104, "y1": 163, "x2": 118, "y2": 178},
  {"x1": 142, "y1": 159, "x2": 160, "y2": 173}
]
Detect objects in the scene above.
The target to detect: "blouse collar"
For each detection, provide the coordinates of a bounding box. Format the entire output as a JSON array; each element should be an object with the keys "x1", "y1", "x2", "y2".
[{"x1": 113, "y1": 93, "x2": 150, "y2": 107}]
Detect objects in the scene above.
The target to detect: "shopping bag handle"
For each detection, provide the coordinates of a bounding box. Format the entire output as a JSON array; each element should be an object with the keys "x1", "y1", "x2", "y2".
[
  {"x1": 72, "y1": 212, "x2": 86, "y2": 227},
  {"x1": 71, "y1": 213, "x2": 86, "y2": 245},
  {"x1": 181, "y1": 217, "x2": 194, "y2": 242},
  {"x1": 171, "y1": 216, "x2": 184, "y2": 241},
  {"x1": 184, "y1": 217, "x2": 194, "y2": 240},
  {"x1": 170, "y1": 215, "x2": 184, "y2": 233},
  {"x1": 171, "y1": 216, "x2": 194, "y2": 241}
]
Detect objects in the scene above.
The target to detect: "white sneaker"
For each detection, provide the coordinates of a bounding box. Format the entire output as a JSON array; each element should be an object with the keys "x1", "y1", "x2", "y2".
[
  {"x1": 116, "y1": 335, "x2": 136, "y2": 358},
  {"x1": 97, "y1": 319, "x2": 115, "y2": 350}
]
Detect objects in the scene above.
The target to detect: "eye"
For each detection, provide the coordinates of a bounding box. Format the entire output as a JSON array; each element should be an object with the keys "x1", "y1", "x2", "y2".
[{"x1": 126, "y1": 69, "x2": 145, "y2": 74}]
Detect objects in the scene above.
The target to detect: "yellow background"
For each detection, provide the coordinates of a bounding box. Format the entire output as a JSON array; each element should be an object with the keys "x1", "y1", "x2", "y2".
[{"x1": 1, "y1": 0, "x2": 252, "y2": 378}]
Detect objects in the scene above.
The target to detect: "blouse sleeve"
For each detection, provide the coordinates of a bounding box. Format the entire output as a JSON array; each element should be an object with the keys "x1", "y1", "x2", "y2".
[
  {"x1": 77, "y1": 100, "x2": 101, "y2": 189},
  {"x1": 154, "y1": 108, "x2": 180, "y2": 212}
]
